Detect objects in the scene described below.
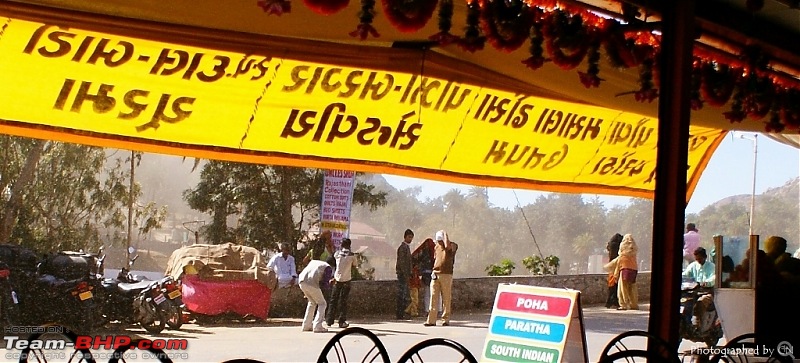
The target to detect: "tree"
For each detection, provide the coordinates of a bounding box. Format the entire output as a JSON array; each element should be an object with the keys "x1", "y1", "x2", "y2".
[
  {"x1": 183, "y1": 162, "x2": 387, "y2": 252},
  {"x1": 0, "y1": 137, "x2": 163, "y2": 252}
]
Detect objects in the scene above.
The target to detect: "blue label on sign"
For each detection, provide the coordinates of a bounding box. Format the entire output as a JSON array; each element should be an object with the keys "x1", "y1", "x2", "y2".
[{"x1": 490, "y1": 316, "x2": 566, "y2": 343}]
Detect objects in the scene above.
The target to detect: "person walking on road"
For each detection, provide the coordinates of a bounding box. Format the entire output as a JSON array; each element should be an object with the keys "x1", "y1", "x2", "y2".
[
  {"x1": 612, "y1": 234, "x2": 639, "y2": 311},
  {"x1": 604, "y1": 233, "x2": 623, "y2": 309},
  {"x1": 298, "y1": 259, "x2": 333, "y2": 333},
  {"x1": 326, "y1": 238, "x2": 358, "y2": 328},
  {"x1": 424, "y1": 230, "x2": 458, "y2": 327},
  {"x1": 396, "y1": 229, "x2": 414, "y2": 320},
  {"x1": 412, "y1": 237, "x2": 437, "y2": 316}
]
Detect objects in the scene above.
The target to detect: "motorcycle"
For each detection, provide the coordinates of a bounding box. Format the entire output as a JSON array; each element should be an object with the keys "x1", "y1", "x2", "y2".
[
  {"x1": 152, "y1": 275, "x2": 185, "y2": 330},
  {"x1": 95, "y1": 248, "x2": 168, "y2": 334},
  {"x1": 0, "y1": 262, "x2": 19, "y2": 332},
  {"x1": 23, "y1": 251, "x2": 103, "y2": 334},
  {"x1": 679, "y1": 281, "x2": 723, "y2": 347}
]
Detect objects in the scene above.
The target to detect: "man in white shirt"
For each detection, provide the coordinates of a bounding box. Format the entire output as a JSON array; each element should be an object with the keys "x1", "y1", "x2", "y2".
[
  {"x1": 298, "y1": 259, "x2": 333, "y2": 333},
  {"x1": 267, "y1": 243, "x2": 297, "y2": 289},
  {"x1": 326, "y1": 238, "x2": 358, "y2": 328},
  {"x1": 683, "y1": 247, "x2": 716, "y2": 287}
]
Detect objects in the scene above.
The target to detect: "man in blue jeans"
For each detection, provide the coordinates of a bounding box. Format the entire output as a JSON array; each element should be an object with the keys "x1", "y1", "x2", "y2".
[{"x1": 396, "y1": 229, "x2": 413, "y2": 320}]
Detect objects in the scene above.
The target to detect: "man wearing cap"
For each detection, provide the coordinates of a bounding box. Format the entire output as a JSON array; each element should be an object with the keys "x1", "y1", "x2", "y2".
[
  {"x1": 396, "y1": 229, "x2": 414, "y2": 320},
  {"x1": 425, "y1": 230, "x2": 458, "y2": 327}
]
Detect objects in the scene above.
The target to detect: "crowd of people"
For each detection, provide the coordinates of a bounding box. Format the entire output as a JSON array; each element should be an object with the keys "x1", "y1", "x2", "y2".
[{"x1": 265, "y1": 228, "x2": 460, "y2": 333}]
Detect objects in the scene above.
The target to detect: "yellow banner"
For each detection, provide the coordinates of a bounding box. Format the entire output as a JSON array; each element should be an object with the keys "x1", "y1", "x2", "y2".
[{"x1": 0, "y1": 16, "x2": 725, "y2": 199}]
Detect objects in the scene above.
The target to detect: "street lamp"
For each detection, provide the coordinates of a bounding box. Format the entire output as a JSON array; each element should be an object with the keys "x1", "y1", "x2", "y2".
[{"x1": 737, "y1": 133, "x2": 758, "y2": 236}]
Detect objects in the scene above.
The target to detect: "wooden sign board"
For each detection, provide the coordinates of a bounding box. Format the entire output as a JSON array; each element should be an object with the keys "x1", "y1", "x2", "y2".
[{"x1": 481, "y1": 283, "x2": 588, "y2": 363}]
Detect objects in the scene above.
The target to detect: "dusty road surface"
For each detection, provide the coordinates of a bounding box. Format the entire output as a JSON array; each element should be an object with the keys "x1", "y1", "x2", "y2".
[{"x1": 5, "y1": 303, "x2": 716, "y2": 363}]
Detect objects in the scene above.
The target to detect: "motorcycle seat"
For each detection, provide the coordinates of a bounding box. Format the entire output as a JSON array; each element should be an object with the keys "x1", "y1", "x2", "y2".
[{"x1": 117, "y1": 280, "x2": 153, "y2": 292}]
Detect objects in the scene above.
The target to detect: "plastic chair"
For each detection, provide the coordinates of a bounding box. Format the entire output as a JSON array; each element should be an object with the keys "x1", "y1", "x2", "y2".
[
  {"x1": 709, "y1": 333, "x2": 793, "y2": 363},
  {"x1": 316, "y1": 327, "x2": 391, "y2": 363},
  {"x1": 597, "y1": 330, "x2": 681, "y2": 363},
  {"x1": 396, "y1": 338, "x2": 478, "y2": 363}
]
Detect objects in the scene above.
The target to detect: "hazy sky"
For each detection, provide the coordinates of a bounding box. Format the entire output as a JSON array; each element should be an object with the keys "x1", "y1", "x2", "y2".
[{"x1": 382, "y1": 131, "x2": 800, "y2": 214}]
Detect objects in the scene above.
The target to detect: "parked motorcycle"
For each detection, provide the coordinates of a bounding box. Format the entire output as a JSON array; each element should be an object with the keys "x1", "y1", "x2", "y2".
[
  {"x1": 679, "y1": 281, "x2": 723, "y2": 347},
  {"x1": 95, "y1": 248, "x2": 168, "y2": 334},
  {"x1": 158, "y1": 276, "x2": 185, "y2": 330},
  {"x1": 0, "y1": 262, "x2": 19, "y2": 332},
  {"x1": 22, "y1": 251, "x2": 103, "y2": 334}
]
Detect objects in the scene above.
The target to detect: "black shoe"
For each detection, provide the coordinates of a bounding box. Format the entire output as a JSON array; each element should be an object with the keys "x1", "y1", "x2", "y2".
[
  {"x1": 326, "y1": 320, "x2": 334, "y2": 326},
  {"x1": 423, "y1": 323, "x2": 435, "y2": 327},
  {"x1": 338, "y1": 322, "x2": 349, "y2": 328},
  {"x1": 442, "y1": 322, "x2": 450, "y2": 326}
]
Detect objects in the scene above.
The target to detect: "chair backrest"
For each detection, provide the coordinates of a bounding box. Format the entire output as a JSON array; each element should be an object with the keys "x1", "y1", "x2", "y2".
[
  {"x1": 317, "y1": 327, "x2": 391, "y2": 363},
  {"x1": 396, "y1": 338, "x2": 478, "y2": 363},
  {"x1": 597, "y1": 330, "x2": 681, "y2": 363},
  {"x1": 709, "y1": 333, "x2": 793, "y2": 363},
  {"x1": 107, "y1": 339, "x2": 173, "y2": 363}
]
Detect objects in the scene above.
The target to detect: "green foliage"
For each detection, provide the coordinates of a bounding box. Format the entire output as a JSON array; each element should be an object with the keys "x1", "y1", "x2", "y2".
[
  {"x1": 485, "y1": 258, "x2": 516, "y2": 276},
  {"x1": 352, "y1": 253, "x2": 375, "y2": 281},
  {"x1": 0, "y1": 137, "x2": 165, "y2": 252},
  {"x1": 183, "y1": 162, "x2": 387, "y2": 250},
  {"x1": 522, "y1": 255, "x2": 560, "y2": 275}
]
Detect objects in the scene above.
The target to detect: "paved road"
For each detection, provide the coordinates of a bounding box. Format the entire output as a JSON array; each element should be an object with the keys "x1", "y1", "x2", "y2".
[{"x1": 4, "y1": 303, "x2": 711, "y2": 363}]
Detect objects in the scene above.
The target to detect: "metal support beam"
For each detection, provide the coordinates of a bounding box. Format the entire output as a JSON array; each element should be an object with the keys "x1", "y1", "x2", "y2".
[{"x1": 648, "y1": 0, "x2": 695, "y2": 352}]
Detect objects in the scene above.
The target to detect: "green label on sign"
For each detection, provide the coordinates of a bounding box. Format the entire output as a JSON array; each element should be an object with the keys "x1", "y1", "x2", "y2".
[{"x1": 484, "y1": 340, "x2": 560, "y2": 363}]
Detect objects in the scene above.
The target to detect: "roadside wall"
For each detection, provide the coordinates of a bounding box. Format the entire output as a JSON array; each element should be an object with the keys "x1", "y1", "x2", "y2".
[{"x1": 268, "y1": 273, "x2": 651, "y2": 318}]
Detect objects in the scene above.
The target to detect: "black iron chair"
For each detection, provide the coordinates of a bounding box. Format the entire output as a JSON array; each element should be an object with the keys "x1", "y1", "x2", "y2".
[
  {"x1": 395, "y1": 338, "x2": 478, "y2": 363},
  {"x1": 108, "y1": 339, "x2": 173, "y2": 363},
  {"x1": 18, "y1": 324, "x2": 96, "y2": 363},
  {"x1": 597, "y1": 330, "x2": 682, "y2": 363},
  {"x1": 709, "y1": 333, "x2": 793, "y2": 363},
  {"x1": 316, "y1": 327, "x2": 391, "y2": 363}
]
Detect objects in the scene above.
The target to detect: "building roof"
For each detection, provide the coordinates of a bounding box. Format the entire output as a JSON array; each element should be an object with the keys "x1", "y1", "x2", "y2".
[{"x1": 352, "y1": 238, "x2": 395, "y2": 258}]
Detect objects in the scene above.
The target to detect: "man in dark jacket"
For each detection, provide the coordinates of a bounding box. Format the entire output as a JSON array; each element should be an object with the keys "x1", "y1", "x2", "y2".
[{"x1": 395, "y1": 229, "x2": 413, "y2": 320}]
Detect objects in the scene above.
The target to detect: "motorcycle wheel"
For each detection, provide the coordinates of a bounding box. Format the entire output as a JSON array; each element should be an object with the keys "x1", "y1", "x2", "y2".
[
  {"x1": 165, "y1": 303, "x2": 183, "y2": 330},
  {"x1": 138, "y1": 302, "x2": 166, "y2": 334}
]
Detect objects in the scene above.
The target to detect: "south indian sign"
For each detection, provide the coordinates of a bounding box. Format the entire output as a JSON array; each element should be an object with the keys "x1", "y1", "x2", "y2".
[{"x1": 483, "y1": 284, "x2": 587, "y2": 363}]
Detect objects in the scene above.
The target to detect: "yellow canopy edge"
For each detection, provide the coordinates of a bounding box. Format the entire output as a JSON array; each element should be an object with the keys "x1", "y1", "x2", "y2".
[{"x1": 0, "y1": 8, "x2": 725, "y2": 201}]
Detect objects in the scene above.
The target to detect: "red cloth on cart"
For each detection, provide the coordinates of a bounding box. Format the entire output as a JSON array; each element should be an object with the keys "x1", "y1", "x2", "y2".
[{"x1": 181, "y1": 274, "x2": 271, "y2": 319}]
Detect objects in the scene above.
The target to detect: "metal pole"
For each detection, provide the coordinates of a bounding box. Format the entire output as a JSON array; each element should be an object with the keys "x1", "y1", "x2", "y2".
[
  {"x1": 749, "y1": 135, "x2": 757, "y2": 236},
  {"x1": 127, "y1": 150, "x2": 134, "y2": 261}
]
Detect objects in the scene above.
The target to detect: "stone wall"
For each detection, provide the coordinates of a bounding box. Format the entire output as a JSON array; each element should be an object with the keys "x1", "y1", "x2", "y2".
[{"x1": 268, "y1": 273, "x2": 651, "y2": 318}]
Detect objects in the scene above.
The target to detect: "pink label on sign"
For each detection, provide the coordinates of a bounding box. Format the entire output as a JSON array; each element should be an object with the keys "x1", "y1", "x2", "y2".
[{"x1": 496, "y1": 292, "x2": 572, "y2": 317}]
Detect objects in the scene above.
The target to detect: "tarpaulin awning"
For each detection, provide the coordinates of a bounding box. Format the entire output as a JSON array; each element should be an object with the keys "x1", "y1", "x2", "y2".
[{"x1": 0, "y1": 4, "x2": 729, "y2": 201}]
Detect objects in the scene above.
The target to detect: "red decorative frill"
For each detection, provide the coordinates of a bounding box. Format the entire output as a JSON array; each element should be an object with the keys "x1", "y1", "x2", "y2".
[
  {"x1": 382, "y1": 0, "x2": 438, "y2": 33},
  {"x1": 480, "y1": 0, "x2": 531, "y2": 53},
  {"x1": 304, "y1": 0, "x2": 349, "y2": 15},
  {"x1": 542, "y1": 10, "x2": 589, "y2": 70}
]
